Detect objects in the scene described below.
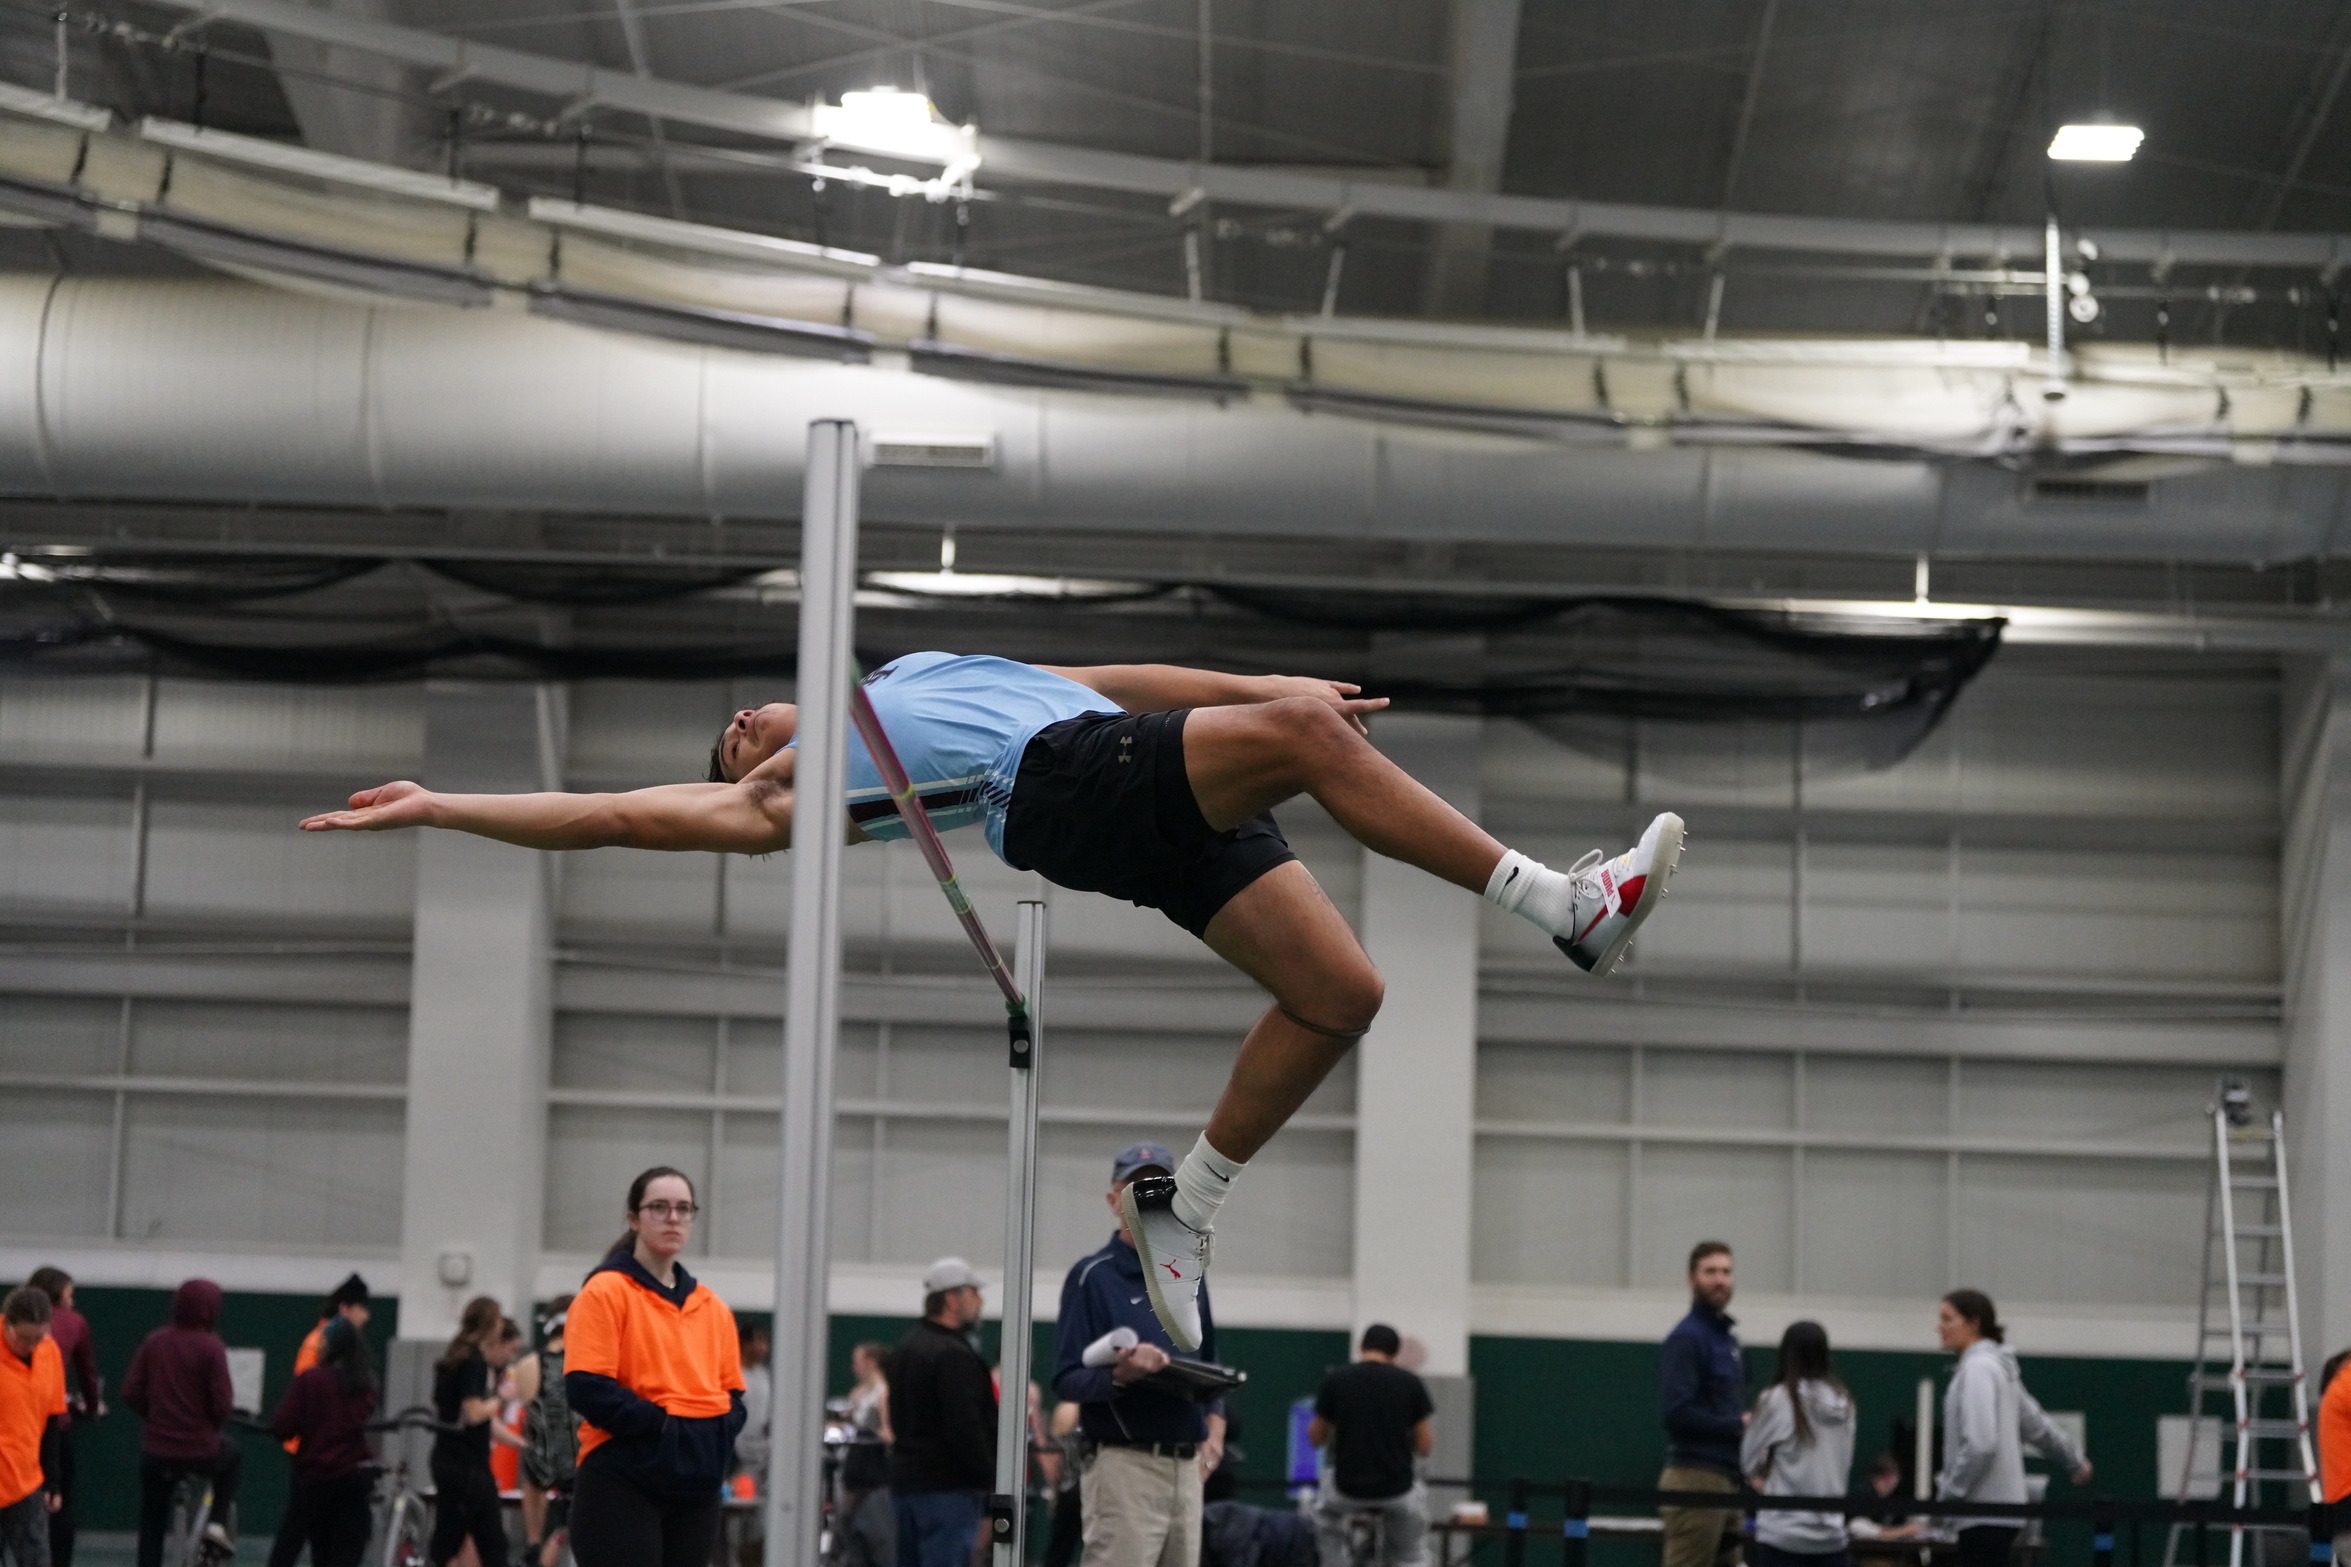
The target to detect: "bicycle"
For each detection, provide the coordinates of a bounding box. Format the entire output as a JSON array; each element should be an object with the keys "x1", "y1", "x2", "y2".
[
  {"x1": 162, "y1": 1413, "x2": 268, "y2": 1567},
  {"x1": 364, "y1": 1405, "x2": 462, "y2": 1567}
]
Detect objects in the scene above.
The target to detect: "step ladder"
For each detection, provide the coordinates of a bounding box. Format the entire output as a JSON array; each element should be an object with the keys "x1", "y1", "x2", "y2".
[{"x1": 2164, "y1": 1084, "x2": 2319, "y2": 1567}]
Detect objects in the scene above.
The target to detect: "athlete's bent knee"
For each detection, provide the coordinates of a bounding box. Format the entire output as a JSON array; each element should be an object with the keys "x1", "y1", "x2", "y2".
[{"x1": 1284, "y1": 967, "x2": 1382, "y2": 1039}]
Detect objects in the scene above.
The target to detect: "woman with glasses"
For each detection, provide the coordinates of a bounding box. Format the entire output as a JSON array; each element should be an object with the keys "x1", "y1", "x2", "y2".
[{"x1": 565, "y1": 1166, "x2": 748, "y2": 1567}]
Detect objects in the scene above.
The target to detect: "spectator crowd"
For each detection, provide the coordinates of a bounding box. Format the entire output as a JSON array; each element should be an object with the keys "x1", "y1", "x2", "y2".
[{"x1": 9, "y1": 1160, "x2": 2349, "y2": 1567}]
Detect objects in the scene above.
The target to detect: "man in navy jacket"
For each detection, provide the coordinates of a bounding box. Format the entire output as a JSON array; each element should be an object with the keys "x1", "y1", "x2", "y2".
[
  {"x1": 1657, "y1": 1242, "x2": 1745, "y2": 1567},
  {"x1": 1053, "y1": 1143, "x2": 1228, "y2": 1567}
]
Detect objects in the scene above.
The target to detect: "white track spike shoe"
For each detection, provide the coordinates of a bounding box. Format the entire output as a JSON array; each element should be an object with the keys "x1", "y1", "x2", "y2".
[
  {"x1": 1556, "y1": 811, "x2": 1685, "y2": 976},
  {"x1": 1118, "y1": 1173, "x2": 1208, "y2": 1353}
]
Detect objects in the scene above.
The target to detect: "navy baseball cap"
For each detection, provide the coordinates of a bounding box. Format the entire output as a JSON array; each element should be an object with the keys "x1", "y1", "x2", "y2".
[{"x1": 1111, "y1": 1141, "x2": 1174, "y2": 1184}]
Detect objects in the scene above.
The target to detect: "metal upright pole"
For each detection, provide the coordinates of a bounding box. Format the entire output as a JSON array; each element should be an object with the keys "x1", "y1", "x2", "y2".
[
  {"x1": 991, "y1": 900, "x2": 1047, "y2": 1567},
  {"x1": 768, "y1": 419, "x2": 861, "y2": 1567}
]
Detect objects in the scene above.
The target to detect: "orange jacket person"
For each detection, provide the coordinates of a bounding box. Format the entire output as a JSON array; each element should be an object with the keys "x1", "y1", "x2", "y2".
[
  {"x1": 0, "y1": 1286, "x2": 68, "y2": 1565},
  {"x1": 564, "y1": 1165, "x2": 746, "y2": 1567},
  {"x1": 2319, "y1": 1348, "x2": 2351, "y2": 1559}
]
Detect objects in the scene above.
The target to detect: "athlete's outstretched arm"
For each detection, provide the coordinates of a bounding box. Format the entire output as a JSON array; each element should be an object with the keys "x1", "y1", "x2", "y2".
[
  {"x1": 1040, "y1": 664, "x2": 1387, "y2": 731},
  {"x1": 298, "y1": 769, "x2": 798, "y2": 854}
]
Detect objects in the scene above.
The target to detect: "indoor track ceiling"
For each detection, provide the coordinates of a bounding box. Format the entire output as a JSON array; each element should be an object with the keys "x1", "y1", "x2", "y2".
[{"x1": 5, "y1": 1, "x2": 2351, "y2": 341}]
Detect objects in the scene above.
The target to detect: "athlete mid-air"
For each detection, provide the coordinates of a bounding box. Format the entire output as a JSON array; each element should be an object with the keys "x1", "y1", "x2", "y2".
[{"x1": 301, "y1": 653, "x2": 1684, "y2": 1350}]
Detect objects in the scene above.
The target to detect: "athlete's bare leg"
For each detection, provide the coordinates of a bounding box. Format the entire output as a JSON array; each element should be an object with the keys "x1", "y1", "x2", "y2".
[
  {"x1": 1194, "y1": 861, "x2": 1383, "y2": 1162},
  {"x1": 1180, "y1": 699, "x2": 1506, "y2": 892}
]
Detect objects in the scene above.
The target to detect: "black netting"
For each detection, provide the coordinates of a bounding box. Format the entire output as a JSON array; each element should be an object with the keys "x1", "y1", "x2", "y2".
[{"x1": 0, "y1": 560, "x2": 2004, "y2": 774}]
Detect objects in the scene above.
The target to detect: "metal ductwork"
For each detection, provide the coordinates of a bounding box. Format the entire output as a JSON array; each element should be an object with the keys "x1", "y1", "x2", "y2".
[{"x1": 0, "y1": 275, "x2": 2345, "y2": 563}]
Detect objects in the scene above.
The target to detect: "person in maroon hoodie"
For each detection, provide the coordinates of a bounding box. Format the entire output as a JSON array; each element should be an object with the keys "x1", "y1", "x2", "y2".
[
  {"x1": 26, "y1": 1269, "x2": 98, "y2": 1567},
  {"x1": 122, "y1": 1279, "x2": 240, "y2": 1567},
  {"x1": 269, "y1": 1316, "x2": 378, "y2": 1567}
]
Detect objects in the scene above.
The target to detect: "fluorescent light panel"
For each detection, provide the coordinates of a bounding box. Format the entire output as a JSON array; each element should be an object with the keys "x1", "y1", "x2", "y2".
[
  {"x1": 139, "y1": 119, "x2": 501, "y2": 210},
  {"x1": 2048, "y1": 124, "x2": 2143, "y2": 162}
]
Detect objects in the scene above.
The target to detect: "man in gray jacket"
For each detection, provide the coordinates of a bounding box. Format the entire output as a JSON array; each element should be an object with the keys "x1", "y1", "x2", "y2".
[{"x1": 1934, "y1": 1291, "x2": 2090, "y2": 1567}]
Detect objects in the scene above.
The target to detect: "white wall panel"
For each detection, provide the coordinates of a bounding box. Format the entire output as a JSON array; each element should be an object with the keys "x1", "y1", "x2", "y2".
[
  {"x1": 558, "y1": 847, "x2": 724, "y2": 936},
  {"x1": 1954, "y1": 1061, "x2": 2250, "y2": 1150},
  {"x1": 1646, "y1": 1050, "x2": 1794, "y2": 1129},
  {"x1": 0, "y1": 1089, "x2": 114, "y2": 1236},
  {"x1": 543, "y1": 1105, "x2": 711, "y2": 1255},
  {"x1": 1476, "y1": 1044, "x2": 1630, "y2": 1125},
  {"x1": 554, "y1": 1011, "x2": 716, "y2": 1090},
  {"x1": 1954, "y1": 1155, "x2": 2206, "y2": 1305},
  {"x1": 566, "y1": 681, "x2": 734, "y2": 785},
  {"x1": 0, "y1": 995, "x2": 121, "y2": 1076},
  {"x1": 119, "y1": 1097, "x2": 402, "y2": 1248},
  {"x1": 131, "y1": 1001, "x2": 407, "y2": 1082},
  {"x1": 1637, "y1": 1145, "x2": 1795, "y2": 1292},
  {"x1": 0, "y1": 676, "x2": 148, "y2": 761},
  {"x1": 0, "y1": 790, "x2": 136, "y2": 912},
  {"x1": 149, "y1": 681, "x2": 423, "y2": 772},
  {"x1": 144, "y1": 797, "x2": 416, "y2": 922},
  {"x1": 1803, "y1": 1056, "x2": 1948, "y2": 1137},
  {"x1": 1799, "y1": 1150, "x2": 1947, "y2": 1299},
  {"x1": 1472, "y1": 1139, "x2": 1627, "y2": 1286}
]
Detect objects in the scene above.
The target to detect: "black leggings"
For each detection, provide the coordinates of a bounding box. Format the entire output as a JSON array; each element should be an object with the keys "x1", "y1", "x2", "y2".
[
  {"x1": 290, "y1": 1471, "x2": 376, "y2": 1567},
  {"x1": 569, "y1": 1460, "x2": 720, "y2": 1567},
  {"x1": 137, "y1": 1444, "x2": 244, "y2": 1567},
  {"x1": 430, "y1": 1459, "x2": 509, "y2": 1567},
  {"x1": 1956, "y1": 1526, "x2": 2020, "y2": 1567}
]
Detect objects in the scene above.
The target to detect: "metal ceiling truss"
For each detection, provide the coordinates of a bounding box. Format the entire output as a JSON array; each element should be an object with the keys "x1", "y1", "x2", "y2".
[{"x1": 108, "y1": 0, "x2": 2351, "y2": 275}]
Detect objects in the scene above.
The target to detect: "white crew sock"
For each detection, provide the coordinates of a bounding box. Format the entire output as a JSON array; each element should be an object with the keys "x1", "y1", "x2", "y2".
[
  {"x1": 1484, "y1": 848, "x2": 1579, "y2": 939},
  {"x1": 1170, "y1": 1133, "x2": 1245, "y2": 1234}
]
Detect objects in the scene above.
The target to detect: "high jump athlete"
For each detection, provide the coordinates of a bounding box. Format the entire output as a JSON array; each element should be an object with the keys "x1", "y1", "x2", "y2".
[{"x1": 300, "y1": 653, "x2": 1684, "y2": 1351}]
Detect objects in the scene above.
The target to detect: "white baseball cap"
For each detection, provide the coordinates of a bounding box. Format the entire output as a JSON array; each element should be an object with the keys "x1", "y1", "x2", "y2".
[{"x1": 923, "y1": 1257, "x2": 985, "y2": 1295}]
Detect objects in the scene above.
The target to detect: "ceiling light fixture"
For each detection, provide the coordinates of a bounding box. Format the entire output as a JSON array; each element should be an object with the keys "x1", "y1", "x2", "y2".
[
  {"x1": 806, "y1": 88, "x2": 979, "y2": 200},
  {"x1": 2047, "y1": 124, "x2": 2143, "y2": 162}
]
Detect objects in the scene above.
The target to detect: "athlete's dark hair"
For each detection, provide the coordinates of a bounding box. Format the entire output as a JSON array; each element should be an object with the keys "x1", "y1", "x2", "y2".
[
  {"x1": 320, "y1": 1314, "x2": 378, "y2": 1396},
  {"x1": 3, "y1": 1286, "x2": 51, "y2": 1328},
  {"x1": 1767, "y1": 1319, "x2": 1845, "y2": 1447},
  {"x1": 1943, "y1": 1288, "x2": 2005, "y2": 1344},
  {"x1": 25, "y1": 1267, "x2": 69, "y2": 1306},
  {"x1": 707, "y1": 723, "x2": 730, "y2": 784},
  {"x1": 1688, "y1": 1239, "x2": 1732, "y2": 1274},
  {"x1": 2324, "y1": 1349, "x2": 2351, "y2": 1397},
  {"x1": 609, "y1": 1166, "x2": 699, "y2": 1261},
  {"x1": 438, "y1": 1295, "x2": 503, "y2": 1370},
  {"x1": 1360, "y1": 1323, "x2": 1401, "y2": 1356}
]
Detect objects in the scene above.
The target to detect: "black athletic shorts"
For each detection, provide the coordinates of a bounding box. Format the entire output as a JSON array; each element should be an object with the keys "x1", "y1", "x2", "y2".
[{"x1": 1001, "y1": 707, "x2": 1297, "y2": 938}]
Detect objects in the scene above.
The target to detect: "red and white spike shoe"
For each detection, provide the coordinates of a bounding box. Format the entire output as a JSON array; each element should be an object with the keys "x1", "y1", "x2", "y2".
[{"x1": 1556, "y1": 811, "x2": 1685, "y2": 975}]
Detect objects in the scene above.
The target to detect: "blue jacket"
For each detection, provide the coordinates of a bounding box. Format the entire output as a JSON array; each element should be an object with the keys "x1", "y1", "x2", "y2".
[
  {"x1": 1052, "y1": 1234, "x2": 1221, "y2": 1446},
  {"x1": 1659, "y1": 1302, "x2": 1745, "y2": 1477}
]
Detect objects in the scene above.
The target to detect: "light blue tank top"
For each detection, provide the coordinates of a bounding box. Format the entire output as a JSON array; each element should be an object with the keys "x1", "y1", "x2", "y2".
[{"x1": 803, "y1": 652, "x2": 1119, "y2": 861}]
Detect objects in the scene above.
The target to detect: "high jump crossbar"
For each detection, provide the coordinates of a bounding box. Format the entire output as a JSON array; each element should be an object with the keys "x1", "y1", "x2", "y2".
[{"x1": 847, "y1": 678, "x2": 1045, "y2": 1567}]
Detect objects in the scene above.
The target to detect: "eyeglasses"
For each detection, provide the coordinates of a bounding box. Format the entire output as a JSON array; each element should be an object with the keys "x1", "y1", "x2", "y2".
[{"x1": 638, "y1": 1202, "x2": 700, "y2": 1221}]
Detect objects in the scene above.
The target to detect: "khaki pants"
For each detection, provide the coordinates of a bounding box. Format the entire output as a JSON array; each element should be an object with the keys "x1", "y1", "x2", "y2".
[
  {"x1": 1658, "y1": 1466, "x2": 1741, "y2": 1567},
  {"x1": 1079, "y1": 1446, "x2": 1201, "y2": 1567}
]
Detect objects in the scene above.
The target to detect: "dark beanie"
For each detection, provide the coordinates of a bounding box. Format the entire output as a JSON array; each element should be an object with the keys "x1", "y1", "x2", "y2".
[{"x1": 327, "y1": 1273, "x2": 370, "y2": 1310}]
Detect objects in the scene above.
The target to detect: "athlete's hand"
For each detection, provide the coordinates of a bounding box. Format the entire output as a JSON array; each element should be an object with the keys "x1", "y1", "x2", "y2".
[
  {"x1": 299, "y1": 780, "x2": 437, "y2": 833},
  {"x1": 1256, "y1": 676, "x2": 1390, "y2": 735}
]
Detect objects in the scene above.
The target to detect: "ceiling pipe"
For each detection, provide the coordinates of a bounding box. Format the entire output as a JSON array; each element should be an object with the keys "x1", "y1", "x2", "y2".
[
  {"x1": 0, "y1": 276, "x2": 2346, "y2": 567},
  {"x1": 129, "y1": 0, "x2": 2351, "y2": 272}
]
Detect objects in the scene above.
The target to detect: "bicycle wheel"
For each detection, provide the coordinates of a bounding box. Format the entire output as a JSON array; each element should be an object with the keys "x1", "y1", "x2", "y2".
[{"x1": 380, "y1": 1494, "x2": 429, "y2": 1567}]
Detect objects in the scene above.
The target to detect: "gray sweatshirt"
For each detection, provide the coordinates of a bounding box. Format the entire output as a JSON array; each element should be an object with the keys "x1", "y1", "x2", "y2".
[
  {"x1": 1741, "y1": 1380, "x2": 1856, "y2": 1554},
  {"x1": 1935, "y1": 1340, "x2": 2085, "y2": 1508}
]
